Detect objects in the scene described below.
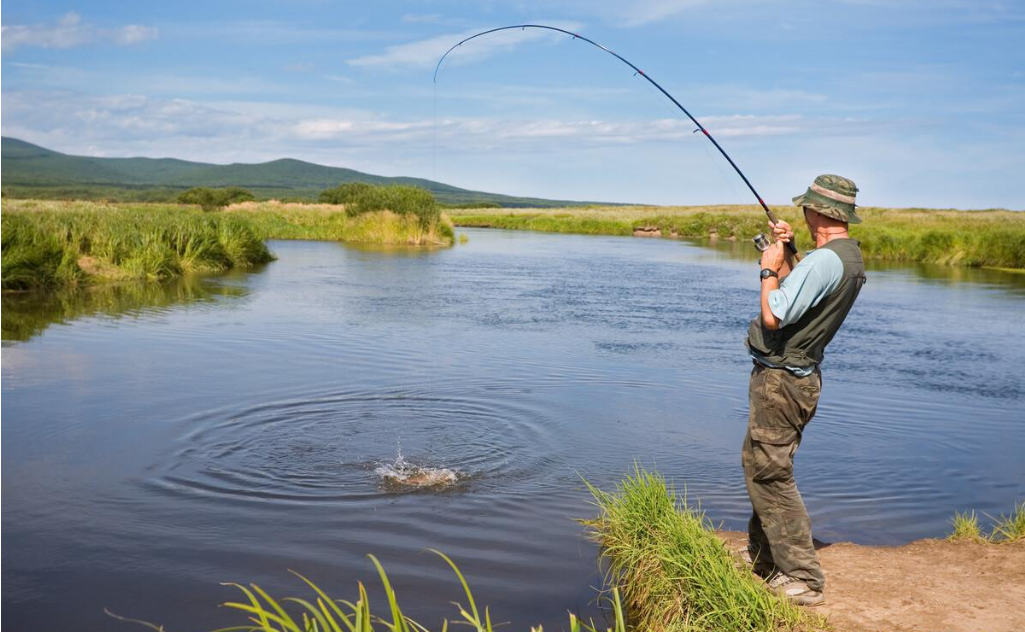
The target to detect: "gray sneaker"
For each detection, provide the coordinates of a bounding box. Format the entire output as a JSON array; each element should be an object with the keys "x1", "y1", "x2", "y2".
[{"x1": 766, "y1": 572, "x2": 825, "y2": 607}]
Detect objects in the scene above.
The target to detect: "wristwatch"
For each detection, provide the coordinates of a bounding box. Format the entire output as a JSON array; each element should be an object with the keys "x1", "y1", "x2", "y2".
[{"x1": 760, "y1": 268, "x2": 778, "y2": 281}]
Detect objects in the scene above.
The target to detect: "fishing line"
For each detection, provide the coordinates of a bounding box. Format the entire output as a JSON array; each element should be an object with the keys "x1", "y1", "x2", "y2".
[
  {"x1": 432, "y1": 75, "x2": 438, "y2": 183},
  {"x1": 434, "y1": 24, "x2": 798, "y2": 258}
]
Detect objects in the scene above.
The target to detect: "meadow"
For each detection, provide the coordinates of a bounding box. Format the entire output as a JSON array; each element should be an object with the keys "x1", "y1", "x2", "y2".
[
  {"x1": 1, "y1": 198, "x2": 455, "y2": 291},
  {"x1": 450, "y1": 205, "x2": 1025, "y2": 270}
]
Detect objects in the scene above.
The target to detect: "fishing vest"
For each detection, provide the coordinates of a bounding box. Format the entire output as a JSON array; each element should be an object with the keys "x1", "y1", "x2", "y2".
[{"x1": 746, "y1": 238, "x2": 866, "y2": 371}]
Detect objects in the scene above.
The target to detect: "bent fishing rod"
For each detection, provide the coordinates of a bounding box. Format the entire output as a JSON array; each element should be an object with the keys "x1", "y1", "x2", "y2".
[{"x1": 434, "y1": 24, "x2": 799, "y2": 258}]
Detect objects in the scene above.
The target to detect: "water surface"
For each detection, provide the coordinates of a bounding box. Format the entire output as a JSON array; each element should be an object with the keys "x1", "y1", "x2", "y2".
[{"x1": 3, "y1": 229, "x2": 1024, "y2": 631}]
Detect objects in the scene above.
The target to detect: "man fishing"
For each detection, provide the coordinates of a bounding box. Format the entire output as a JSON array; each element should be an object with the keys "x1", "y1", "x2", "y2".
[
  {"x1": 741, "y1": 174, "x2": 866, "y2": 607},
  {"x1": 437, "y1": 29, "x2": 868, "y2": 605}
]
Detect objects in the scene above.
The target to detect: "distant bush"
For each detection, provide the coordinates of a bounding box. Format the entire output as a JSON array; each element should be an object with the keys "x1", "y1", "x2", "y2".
[
  {"x1": 178, "y1": 187, "x2": 255, "y2": 211},
  {"x1": 319, "y1": 183, "x2": 440, "y2": 228},
  {"x1": 318, "y1": 182, "x2": 374, "y2": 206}
]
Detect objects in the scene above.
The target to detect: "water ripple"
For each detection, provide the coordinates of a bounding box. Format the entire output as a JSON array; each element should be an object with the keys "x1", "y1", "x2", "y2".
[{"x1": 145, "y1": 387, "x2": 558, "y2": 504}]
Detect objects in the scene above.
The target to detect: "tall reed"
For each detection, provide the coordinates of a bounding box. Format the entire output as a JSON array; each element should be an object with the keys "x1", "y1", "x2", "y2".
[
  {"x1": 1, "y1": 201, "x2": 273, "y2": 290},
  {"x1": 201, "y1": 551, "x2": 626, "y2": 632}
]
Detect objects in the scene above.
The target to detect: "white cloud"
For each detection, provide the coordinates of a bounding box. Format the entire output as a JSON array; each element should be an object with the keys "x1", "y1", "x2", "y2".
[
  {"x1": 1, "y1": 89, "x2": 872, "y2": 161},
  {"x1": 347, "y1": 21, "x2": 584, "y2": 71},
  {"x1": 4, "y1": 89, "x2": 1020, "y2": 208},
  {"x1": 1, "y1": 12, "x2": 158, "y2": 53},
  {"x1": 613, "y1": 0, "x2": 713, "y2": 26},
  {"x1": 168, "y1": 20, "x2": 402, "y2": 44},
  {"x1": 114, "y1": 24, "x2": 159, "y2": 45}
]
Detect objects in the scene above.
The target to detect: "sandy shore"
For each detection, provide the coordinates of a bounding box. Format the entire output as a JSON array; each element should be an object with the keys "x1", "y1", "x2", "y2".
[{"x1": 718, "y1": 532, "x2": 1025, "y2": 632}]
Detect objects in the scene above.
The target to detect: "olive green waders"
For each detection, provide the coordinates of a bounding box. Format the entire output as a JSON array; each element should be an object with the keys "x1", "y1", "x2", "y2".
[{"x1": 742, "y1": 362, "x2": 826, "y2": 591}]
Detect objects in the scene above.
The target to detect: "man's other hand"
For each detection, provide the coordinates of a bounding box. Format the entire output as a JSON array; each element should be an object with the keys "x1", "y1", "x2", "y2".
[
  {"x1": 769, "y1": 220, "x2": 794, "y2": 244},
  {"x1": 761, "y1": 241, "x2": 786, "y2": 273}
]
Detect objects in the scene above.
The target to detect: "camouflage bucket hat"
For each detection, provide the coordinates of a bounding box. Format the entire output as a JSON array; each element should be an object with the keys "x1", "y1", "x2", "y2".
[{"x1": 792, "y1": 174, "x2": 861, "y2": 224}]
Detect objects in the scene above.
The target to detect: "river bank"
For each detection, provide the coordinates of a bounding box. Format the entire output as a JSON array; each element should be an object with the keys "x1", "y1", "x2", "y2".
[
  {"x1": 202, "y1": 471, "x2": 1025, "y2": 632},
  {"x1": 716, "y1": 531, "x2": 1025, "y2": 632},
  {"x1": 0, "y1": 199, "x2": 455, "y2": 290},
  {"x1": 587, "y1": 469, "x2": 1024, "y2": 632},
  {"x1": 450, "y1": 205, "x2": 1025, "y2": 270}
]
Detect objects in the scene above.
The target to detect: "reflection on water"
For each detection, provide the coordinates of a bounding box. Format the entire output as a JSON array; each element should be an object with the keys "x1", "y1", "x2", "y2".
[
  {"x1": 2, "y1": 231, "x2": 1023, "y2": 632},
  {"x1": 1, "y1": 271, "x2": 255, "y2": 343}
]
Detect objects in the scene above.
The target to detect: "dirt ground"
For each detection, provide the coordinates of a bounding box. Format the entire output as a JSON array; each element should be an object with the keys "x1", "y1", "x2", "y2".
[{"x1": 719, "y1": 531, "x2": 1025, "y2": 632}]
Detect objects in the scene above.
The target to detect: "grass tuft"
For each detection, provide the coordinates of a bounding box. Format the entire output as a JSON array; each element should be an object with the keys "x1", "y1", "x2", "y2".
[
  {"x1": 949, "y1": 502, "x2": 1025, "y2": 543},
  {"x1": 201, "y1": 552, "x2": 626, "y2": 632},
  {"x1": 582, "y1": 466, "x2": 819, "y2": 632},
  {"x1": 949, "y1": 510, "x2": 985, "y2": 542},
  {"x1": 988, "y1": 500, "x2": 1025, "y2": 543}
]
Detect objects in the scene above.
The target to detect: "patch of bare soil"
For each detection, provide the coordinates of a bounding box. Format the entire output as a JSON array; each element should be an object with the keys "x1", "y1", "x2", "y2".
[
  {"x1": 77, "y1": 255, "x2": 122, "y2": 279},
  {"x1": 720, "y1": 532, "x2": 1025, "y2": 632},
  {"x1": 225, "y1": 200, "x2": 340, "y2": 213},
  {"x1": 633, "y1": 226, "x2": 662, "y2": 237}
]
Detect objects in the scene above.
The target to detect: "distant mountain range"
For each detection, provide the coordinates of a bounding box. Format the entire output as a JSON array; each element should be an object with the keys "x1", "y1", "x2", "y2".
[{"x1": 0, "y1": 137, "x2": 614, "y2": 207}]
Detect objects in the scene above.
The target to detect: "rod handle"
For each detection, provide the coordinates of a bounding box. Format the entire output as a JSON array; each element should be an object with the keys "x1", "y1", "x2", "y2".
[{"x1": 763, "y1": 206, "x2": 801, "y2": 261}]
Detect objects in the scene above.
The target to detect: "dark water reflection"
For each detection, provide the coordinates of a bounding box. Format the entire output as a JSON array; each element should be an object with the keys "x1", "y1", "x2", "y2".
[
  {"x1": 3, "y1": 230, "x2": 1024, "y2": 632},
  {"x1": 2, "y1": 270, "x2": 257, "y2": 343}
]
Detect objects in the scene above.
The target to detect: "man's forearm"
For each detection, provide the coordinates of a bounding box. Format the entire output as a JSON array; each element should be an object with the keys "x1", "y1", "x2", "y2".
[
  {"x1": 761, "y1": 276, "x2": 782, "y2": 330},
  {"x1": 758, "y1": 239, "x2": 789, "y2": 330},
  {"x1": 778, "y1": 251, "x2": 795, "y2": 280}
]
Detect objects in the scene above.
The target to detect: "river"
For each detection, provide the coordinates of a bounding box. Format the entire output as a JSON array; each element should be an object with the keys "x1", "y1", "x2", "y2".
[{"x1": 3, "y1": 228, "x2": 1024, "y2": 631}]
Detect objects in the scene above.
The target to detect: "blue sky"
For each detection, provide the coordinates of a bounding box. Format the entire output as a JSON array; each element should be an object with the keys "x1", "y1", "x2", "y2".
[{"x1": 3, "y1": 1, "x2": 1023, "y2": 208}]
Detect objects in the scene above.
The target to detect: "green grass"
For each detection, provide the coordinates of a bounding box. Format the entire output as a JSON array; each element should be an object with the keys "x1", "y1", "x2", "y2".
[
  {"x1": 582, "y1": 467, "x2": 818, "y2": 632},
  {"x1": 226, "y1": 201, "x2": 454, "y2": 246},
  {"x1": 107, "y1": 551, "x2": 626, "y2": 632},
  {"x1": 990, "y1": 501, "x2": 1025, "y2": 543},
  {"x1": 317, "y1": 183, "x2": 442, "y2": 230},
  {"x1": 1, "y1": 200, "x2": 274, "y2": 290},
  {"x1": 1, "y1": 199, "x2": 455, "y2": 291},
  {"x1": 948, "y1": 510, "x2": 985, "y2": 543},
  {"x1": 451, "y1": 205, "x2": 1025, "y2": 270},
  {"x1": 948, "y1": 502, "x2": 1025, "y2": 543}
]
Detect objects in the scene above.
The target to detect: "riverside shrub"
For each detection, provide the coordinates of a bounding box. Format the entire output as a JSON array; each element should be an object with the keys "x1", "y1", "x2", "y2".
[
  {"x1": 320, "y1": 183, "x2": 440, "y2": 228},
  {"x1": 178, "y1": 187, "x2": 256, "y2": 211}
]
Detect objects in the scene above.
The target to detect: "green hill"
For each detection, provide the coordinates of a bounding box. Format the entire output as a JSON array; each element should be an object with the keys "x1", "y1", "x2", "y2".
[{"x1": 0, "y1": 137, "x2": 613, "y2": 207}]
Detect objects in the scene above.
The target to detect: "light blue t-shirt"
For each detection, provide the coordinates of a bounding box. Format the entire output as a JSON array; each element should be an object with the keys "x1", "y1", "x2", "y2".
[{"x1": 750, "y1": 247, "x2": 845, "y2": 376}]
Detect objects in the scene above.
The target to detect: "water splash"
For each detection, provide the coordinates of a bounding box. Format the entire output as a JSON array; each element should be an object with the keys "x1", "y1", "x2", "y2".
[{"x1": 374, "y1": 449, "x2": 460, "y2": 489}]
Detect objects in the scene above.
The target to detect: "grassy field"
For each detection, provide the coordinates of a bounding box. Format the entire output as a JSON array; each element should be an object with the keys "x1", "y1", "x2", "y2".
[
  {"x1": 225, "y1": 200, "x2": 455, "y2": 245},
  {"x1": 451, "y1": 205, "x2": 1025, "y2": 270},
  {"x1": 2, "y1": 200, "x2": 274, "y2": 290},
  {"x1": 1, "y1": 199, "x2": 455, "y2": 291}
]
